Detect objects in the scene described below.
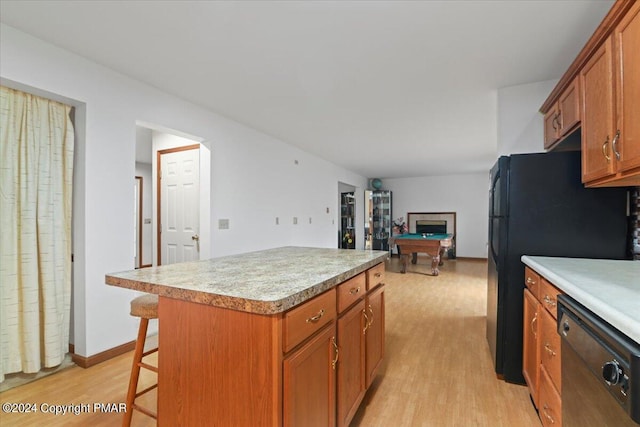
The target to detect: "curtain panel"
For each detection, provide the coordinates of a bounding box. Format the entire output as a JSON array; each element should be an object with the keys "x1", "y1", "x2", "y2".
[{"x1": 0, "y1": 86, "x2": 75, "y2": 382}]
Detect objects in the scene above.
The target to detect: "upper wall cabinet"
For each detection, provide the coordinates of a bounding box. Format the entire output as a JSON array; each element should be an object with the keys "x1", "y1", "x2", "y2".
[
  {"x1": 540, "y1": 0, "x2": 640, "y2": 187},
  {"x1": 543, "y1": 78, "x2": 581, "y2": 150}
]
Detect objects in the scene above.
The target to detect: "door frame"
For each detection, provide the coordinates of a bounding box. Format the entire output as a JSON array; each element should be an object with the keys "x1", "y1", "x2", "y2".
[{"x1": 156, "y1": 143, "x2": 201, "y2": 266}]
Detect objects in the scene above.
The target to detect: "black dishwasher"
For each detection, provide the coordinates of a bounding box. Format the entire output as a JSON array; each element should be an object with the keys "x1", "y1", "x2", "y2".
[{"x1": 558, "y1": 295, "x2": 640, "y2": 426}]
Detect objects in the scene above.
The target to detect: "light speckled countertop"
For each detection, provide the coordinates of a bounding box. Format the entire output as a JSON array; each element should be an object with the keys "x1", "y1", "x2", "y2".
[
  {"x1": 106, "y1": 246, "x2": 388, "y2": 314},
  {"x1": 521, "y1": 256, "x2": 640, "y2": 343}
]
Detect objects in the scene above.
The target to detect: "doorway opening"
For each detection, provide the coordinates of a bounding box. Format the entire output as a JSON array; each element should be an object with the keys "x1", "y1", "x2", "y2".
[
  {"x1": 135, "y1": 122, "x2": 211, "y2": 266},
  {"x1": 338, "y1": 182, "x2": 356, "y2": 249}
]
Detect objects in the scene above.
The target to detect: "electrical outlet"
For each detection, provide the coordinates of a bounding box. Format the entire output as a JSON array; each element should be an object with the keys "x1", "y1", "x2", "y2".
[
  {"x1": 218, "y1": 219, "x2": 229, "y2": 229},
  {"x1": 309, "y1": 217, "x2": 312, "y2": 224},
  {"x1": 293, "y1": 217, "x2": 298, "y2": 225},
  {"x1": 276, "y1": 217, "x2": 279, "y2": 225}
]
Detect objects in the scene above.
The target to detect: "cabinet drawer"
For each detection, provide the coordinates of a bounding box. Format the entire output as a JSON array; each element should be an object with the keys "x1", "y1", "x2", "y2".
[
  {"x1": 540, "y1": 308, "x2": 561, "y2": 391},
  {"x1": 337, "y1": 272, "x2": 365, "y2": 313},
  {"x1": 366, "y1": 263, "x2": 385, "y2": 290},
  {"x1": 524, "y1": 267, "x2": 540, "y2": 298},
  {"x1": 540, "y1": 278, "x2": 561, "y2": 319},
  {"x1": 284, "y1": 289, "x2": 336, "y2": 353},
  {"x1": 539, "y1": 367, "x2": 562, "y2": 427}
]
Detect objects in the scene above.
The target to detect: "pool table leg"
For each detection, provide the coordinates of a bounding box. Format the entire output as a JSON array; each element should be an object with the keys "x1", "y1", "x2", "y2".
[
  {"x1": 438, "y1": 247, "x2": 446, "y2": 266},
  {"x1": 430, "y1": 254, "x2": 441, "y2": 276},
  {"x1": 400, "y1": 254, "x2": 409, "y2": 274},
  {"x1": 411, "y1": 253, "x2": 418, "y2": 264}
]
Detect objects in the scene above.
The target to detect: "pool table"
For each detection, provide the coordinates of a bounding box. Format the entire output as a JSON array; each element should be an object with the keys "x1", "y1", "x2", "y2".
[{"x1": 389, "y1": 233, "x2": 454, "y2": 275}]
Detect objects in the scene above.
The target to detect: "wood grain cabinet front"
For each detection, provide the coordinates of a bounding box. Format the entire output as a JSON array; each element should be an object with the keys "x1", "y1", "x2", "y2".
[
  {"x1": 541, "y1": 1, "x2": 639, "y2": 187},
  {"x1": 366, "y1": 263, "x2": 385, "y2": 290},
  {"x1": 336, "y1": 266, "x2": 386, "y2": 427},
  {"x1": 581, "y1": 1, "x2": 640, "y2": 187},
  {"x1": 544, "y1": 78, "x2": 581, "y2": 150},
  {"x1": 284, "y1": 288, "x2": 337, "y2": 353},
  {"x1": 336, "y1": 299, "x2": 366, "y2": 427},
  {"x1": 158, "y1": 262, "x2": 386, "y2": 426},
  {"x1": 522, "y1": 269, "x2": 563, "y2": 425},
  {"x1": 539, "y1": 367, "x2": 563, "y2": 427},
  {"x1": 522, "y1": 288, "x2": 539, "y2": 407},
  {"x1": 365, "y1": 284, "x2": 385, "y2": 387},
  {"x1": 284, "y1": 323, "x2": 337, "y2": 427}
]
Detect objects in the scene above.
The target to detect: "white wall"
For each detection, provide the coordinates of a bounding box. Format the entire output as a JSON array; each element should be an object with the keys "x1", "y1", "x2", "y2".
[
  {"x1": 0, "y1": 24, "x2": 367, "y2": 358},
  {"x1": 384, "y1": 174, "x2": 489, "y2": 258},
  {"x1": 497, "y1": 79, "x2": 557, "y2": 156}
]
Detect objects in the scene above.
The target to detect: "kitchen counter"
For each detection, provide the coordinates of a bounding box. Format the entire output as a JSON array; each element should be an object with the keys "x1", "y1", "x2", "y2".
[
  {"x1": 106, "y1": 246, "x2": 388, "y2": 314},
  {"x1": 521, "y1": 256, "x2": 640, "y2": 343}
]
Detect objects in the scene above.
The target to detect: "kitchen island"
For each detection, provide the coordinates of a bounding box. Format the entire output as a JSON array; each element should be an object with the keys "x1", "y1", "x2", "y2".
[{"x1": 106, "y1": 246, "x2": 389, "y2": 426}]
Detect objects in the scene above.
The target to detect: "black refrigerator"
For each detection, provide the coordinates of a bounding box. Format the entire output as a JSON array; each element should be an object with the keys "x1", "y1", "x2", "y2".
[{"x1": 487, "y1": 151, "x2": 629, "y2": 384}]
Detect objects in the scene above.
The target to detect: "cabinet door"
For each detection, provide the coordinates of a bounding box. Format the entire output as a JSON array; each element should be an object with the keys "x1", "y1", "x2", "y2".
[
  {"x1": 615, "y1": 1, "x2": 640, "y2": 174},
  {"x1": 365, "y1": 285, "x2": 385, "y2": 387},
  {"x1": 558, "y1": 78, "x2": 580, "y2": 136},
  {"x1": 543, "y1": 105, "x2": 560, "y2": 149},
  {"x1": 539, "y1": 367, "x2": 562, "y2": 427},
  {"x1": 540, "y1": 308, "x2": 561, "y2": 392},
  {"x1": 581, "y1": 36, "x2": 616, "y2": 183},
  {"x1": 522, "y1": 288, "x2": 539, "y2": 407},
  {"x1": 283, "y1": 323, "x2": 337, "y2": 427},
  {"x1": 337, "y1": 300, "x2": 366, "y2": 427}
]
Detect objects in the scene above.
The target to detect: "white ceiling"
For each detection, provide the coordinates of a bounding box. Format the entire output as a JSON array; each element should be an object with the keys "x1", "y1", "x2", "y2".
[{"x1": 0, "y1": 0, "x2": 614, "y2": 179}]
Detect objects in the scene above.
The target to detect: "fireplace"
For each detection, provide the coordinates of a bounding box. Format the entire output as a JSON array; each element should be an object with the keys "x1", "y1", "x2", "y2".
[{"x1": 416, "y1": 220, "x2": 447, "y2": 235}]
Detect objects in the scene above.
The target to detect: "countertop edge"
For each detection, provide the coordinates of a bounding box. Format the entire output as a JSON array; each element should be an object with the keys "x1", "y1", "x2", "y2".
[
  {"x1": 106, "y1": 252, "x2": 389, "y2": 314},
  {"x1": 521, "y1": 255, "x2": 640, "y2": 344}
]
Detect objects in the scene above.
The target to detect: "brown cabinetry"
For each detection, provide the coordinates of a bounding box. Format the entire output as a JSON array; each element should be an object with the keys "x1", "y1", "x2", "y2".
[
  {"x1": 337, "y1": 299, "x2": 366, "y2": 427},
  {"x1": 336, "y1": 269, "x2": 385, "y2": 427},
  {"x1": 522, "y1": 287, "x2": 539, "y2": 406},
  {"x1": 522, "y1": 268, "x2": 563, "y2": 426},
  {"x1": 583, "y1": 1, "x2": 640, "y2": 186},
  {"x1": 158, "y1": 262, "x2": 386, "y2": 426},
  {"x1": 284, "y1": 323, "x2": 337, "y2": 427},
  {"x1": 544, "y1": 78, "x2": 581, "y2": 149},
  {"x1": 541, "y1": 0, "x2": 640, "y2": 187}
]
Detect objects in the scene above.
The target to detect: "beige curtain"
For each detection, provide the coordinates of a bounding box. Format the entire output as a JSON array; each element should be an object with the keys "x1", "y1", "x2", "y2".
[{"x1": 0, "y1": 86, "x2": 74, "y2": 382}]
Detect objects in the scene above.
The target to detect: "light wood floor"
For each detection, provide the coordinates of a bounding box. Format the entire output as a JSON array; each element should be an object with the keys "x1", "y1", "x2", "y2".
[{"x1": 0, "y1": 258, "x2": 541, "y2": 426}]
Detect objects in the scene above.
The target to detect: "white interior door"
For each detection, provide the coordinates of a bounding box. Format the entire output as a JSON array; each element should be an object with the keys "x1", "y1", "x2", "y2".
[{"x1": 160, "y1": 147, "x2": 200, "y2": 265}]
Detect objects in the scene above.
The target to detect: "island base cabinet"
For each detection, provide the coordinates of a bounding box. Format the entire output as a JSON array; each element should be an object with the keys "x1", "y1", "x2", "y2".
[
  {"x1": 337, "y1": 299, "x2": 366, "y2": 427},
  {"x1": 283, "y1": 323, "x2": 337, "y2": 427},
  {"x1": 365, "y1": 285, "x2": 385, "y2": 387},
  {"x1": 157, "y1": 296, "x2": 282, "y2": 427}
]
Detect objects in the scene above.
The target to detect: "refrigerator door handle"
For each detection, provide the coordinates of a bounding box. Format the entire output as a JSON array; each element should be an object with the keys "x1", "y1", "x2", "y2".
[
  {"x1": 489, "y1": 220, "x2": 498, "y2": 264},
  {"x1": 489, "y1": 167, "x2": 500, "y2": 217}
]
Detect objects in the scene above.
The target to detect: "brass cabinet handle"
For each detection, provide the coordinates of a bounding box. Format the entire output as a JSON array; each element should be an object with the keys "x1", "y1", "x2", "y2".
[
  {"x1": 602, "y1": 136, "x2": 611, "y2": 161},
  {"x1": 306, "y1": 309, "x2": 325, "y2": 323},
  {"x1": 349, "y1": 287, "x2": 360, "y2": 295},
  {"x1": 526, "y1": 277, "x2": 535, "y2": 285},
  {"x1": 531, "y1": 312, "x2": 538, "y2": 338},
  {"x1": 374, "y1": 272, "x2": 382, "y2": 278},
  {"x1": 543, "y1": 295, "x2": 556, "y2": 308},
  {"x1": 368, "y1": 304, "x2": 374, "y2": 327},
  {"x1": 362, "y1": 310, "x2": 369, "y2": 334},
  {"x1": 612, "y1": 129, "x2": 621, "y2": 161},
  {"x1": 331, "y1": 336, "x2": 339, "y2": 370},
  {"x1": 542, "y1": 404, "x2": 555, "y2": 424},
  {"x1": 544, "y1": 343, "x2": 556, "y2": 357},
  {"x1": 551, "y1": 114, "x2": 559, "y2": 131}
]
